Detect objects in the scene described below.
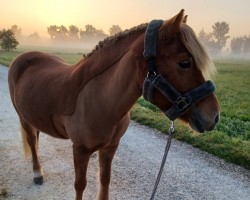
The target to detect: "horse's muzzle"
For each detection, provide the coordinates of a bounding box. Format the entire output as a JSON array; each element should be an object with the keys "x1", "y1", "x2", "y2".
[{"x1": 189, "y1": 111, "x2": 219, "y2": 133}]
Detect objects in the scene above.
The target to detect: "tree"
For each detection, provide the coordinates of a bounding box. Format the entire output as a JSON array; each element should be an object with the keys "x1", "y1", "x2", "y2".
[
  {"x1": 80, "y1": 24, "x2": 108, "y2": 42},
  {"x1": 47, "y1": 25, "x2": 58, "y2": 40},
  {"x1": 198, "y1": 22, "x2": 230, "y2": 54},
  {"x1": 11, "y1": 25, "x2": 22, "y2": 40},
  {"x1": 27, "y1": 32, "x2": 40, "y2": 40},
  {"x1": 109, "y1": 25, "x2": 122, "y2": 36},
  {"x1": 26, "y1": 32, "x2": 41, "y2": 45},
  {"x1": 59, "y1": 25, "x2": 69, "y2": 41},
  {"x1": 0, "y1": 29, "x2": 19, "y2": 51},
  {"x1": 80, "y1": 24, "x2": 98, "y2": 40},
  {"x1": 198, "y1": 28, "x2": 213, "y2": 46},
  {"x1": 230, "y1": 37, "x2": 244, "y2": 54},
  {"x1": 212, "y1": 22, "x2": 230, "y2": 51},
  {"x1": 243, "y1": 35, "x2": 250, "y2": 53},
  {"x1": 198, "y1": 28, "x2": 219, "y2": 55},
  {"x1": 229, "y1": 35, "x2": 250, "y2": 54},
  {"x1": 95, "y1": 29, "x2": 108, "y2": 39},
  {"x1": 68, "y1": 25, "x2": 80, "y2": 41},
  {"x1": 47, "y1": 25, "x2": 69, "y2": 41}
]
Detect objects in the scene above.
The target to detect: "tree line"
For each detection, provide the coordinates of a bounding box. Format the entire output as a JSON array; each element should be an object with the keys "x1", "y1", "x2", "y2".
[
  {"x1": 197, "y1": 21, "x2": 250, "y2": 55},
  {"x1": 230, "y1": 36, "x2": 250, "y2": 54},
  {"x1": 47, "y1": 24, "x2": 122, "y2": 43},
  {"x1": 1, "y1": 22, "x2": 250, "y2": 55},
  {"x1": 0, "y1": 24, "x2": 122, "y2": 51}
]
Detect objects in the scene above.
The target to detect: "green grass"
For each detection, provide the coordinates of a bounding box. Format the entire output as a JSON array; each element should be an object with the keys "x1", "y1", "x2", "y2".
[
  {"x1": 0, "y1": 48, "x2": 249, "y2": 170},
  {"x1": 0, "y1": 45, "x2": 87, "y2": 66},
  {"x1": 0, "y1": 50, "x2": 21, "y2": 66},
  {"x1": 214, "y1": 63, "x2": 250, "y2": 140}
]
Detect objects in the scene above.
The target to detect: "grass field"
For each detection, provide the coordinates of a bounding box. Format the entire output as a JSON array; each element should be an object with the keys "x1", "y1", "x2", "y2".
[
  {"x1": 0, "y1": 46, "x2": 89, "y2": 66},
  {"x1": 1, "y1": 47, "x2": 249, "y2": 170}
]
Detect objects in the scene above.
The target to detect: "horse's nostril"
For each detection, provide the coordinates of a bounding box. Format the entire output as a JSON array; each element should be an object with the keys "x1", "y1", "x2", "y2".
[{"x1": 215, "y1": 114, "x2": 219, "y2": 124}]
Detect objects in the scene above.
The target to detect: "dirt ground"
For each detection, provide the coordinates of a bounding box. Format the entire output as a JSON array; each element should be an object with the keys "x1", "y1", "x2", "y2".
[{"x1": 0, "y1": 64, "x2": 250, "y2": 200}]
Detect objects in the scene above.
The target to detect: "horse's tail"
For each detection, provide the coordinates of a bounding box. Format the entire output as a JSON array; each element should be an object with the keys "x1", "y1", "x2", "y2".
[{"x1": 20, "y1": 124, "x2": 32, "y2": 159}]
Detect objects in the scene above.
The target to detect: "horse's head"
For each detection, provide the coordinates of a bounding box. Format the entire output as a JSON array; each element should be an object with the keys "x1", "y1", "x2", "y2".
[{"x1": 140, "y1": 9, "x2": 220, "y2": 133}]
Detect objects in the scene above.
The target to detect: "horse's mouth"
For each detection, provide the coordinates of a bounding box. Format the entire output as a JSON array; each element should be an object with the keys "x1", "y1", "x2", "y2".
[
  {"x1": 189, "y1": 119, "x2": 206, "y2": 133},
  {"x1": 188, "y1": 114, "x2": 218, "y2": 133}
]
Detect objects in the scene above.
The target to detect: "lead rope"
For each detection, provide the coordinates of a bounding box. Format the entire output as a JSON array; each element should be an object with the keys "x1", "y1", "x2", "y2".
[{"x1": 150, "y1": 121, "x2": 175, "y2": 200}]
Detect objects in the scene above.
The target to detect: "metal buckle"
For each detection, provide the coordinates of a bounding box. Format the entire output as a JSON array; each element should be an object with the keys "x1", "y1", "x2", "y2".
[{"x1": 175, "y1": 96, "x2": 191, "y2": 110}]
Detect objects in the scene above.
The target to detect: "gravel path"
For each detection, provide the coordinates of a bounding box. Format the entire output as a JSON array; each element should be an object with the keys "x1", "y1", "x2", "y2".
[{"x1": 0, "y1": 64, "x2": 249, "y2": 200}]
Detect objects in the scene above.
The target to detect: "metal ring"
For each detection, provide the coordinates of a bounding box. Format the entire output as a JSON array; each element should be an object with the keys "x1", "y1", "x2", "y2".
[{"x1": 147, "y1": 71, "x2": 157, "y2": 77}]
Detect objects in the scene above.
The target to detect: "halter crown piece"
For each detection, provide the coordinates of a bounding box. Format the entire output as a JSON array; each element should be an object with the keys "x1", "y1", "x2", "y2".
[{"x1": 142, "y1": 20, "x2": 215, "y2": 120}]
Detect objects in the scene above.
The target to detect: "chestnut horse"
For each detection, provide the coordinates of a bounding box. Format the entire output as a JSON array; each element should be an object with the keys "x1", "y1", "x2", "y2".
[{"x1": 8, "y1": 10, "x2": 219, "y2": 200}]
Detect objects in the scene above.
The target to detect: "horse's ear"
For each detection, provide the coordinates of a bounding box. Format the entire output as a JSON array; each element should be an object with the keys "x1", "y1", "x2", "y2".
[
  {"x1": 183, "y1": 15, "x2": 188, "y2": 24},
  {"x1": 160, "y1": 9, "x2": 185, "y2": 37},
  {"x1": 171, "y1": 9, "x2": 185, "y2": 32}
]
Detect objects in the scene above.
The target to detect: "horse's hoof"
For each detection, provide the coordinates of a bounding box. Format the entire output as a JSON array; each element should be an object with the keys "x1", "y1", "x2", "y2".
[{"x1": 34, "y1": 176, "x2": 43, "y2": 185}]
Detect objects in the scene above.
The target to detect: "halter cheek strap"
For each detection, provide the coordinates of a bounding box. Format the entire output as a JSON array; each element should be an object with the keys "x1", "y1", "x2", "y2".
[
  {"x1": 143, "y1": 20, "x2": 164, "y2": 58},
  {"x1": 143, "y1": 20, "x2": 164, "y2": 75},
  {"x1": 142, "y1": 20, "x2": 216, "y2": 120}
]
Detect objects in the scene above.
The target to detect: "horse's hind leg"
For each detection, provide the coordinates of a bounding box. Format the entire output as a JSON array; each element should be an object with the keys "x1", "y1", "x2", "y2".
[
  {"x1": 20, "y1": 119, "x2": 43, "y2": 185},
  {"x1": 97, "y1": 144, "x2": 119, "y2": 200}
]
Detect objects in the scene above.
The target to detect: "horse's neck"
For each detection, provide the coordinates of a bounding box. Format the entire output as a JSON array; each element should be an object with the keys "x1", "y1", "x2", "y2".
[
  {"x1": 104, "y1": 50, "x2": 142, "y2": 119},
  {"x1": 71, "y1": 31, "x2": 144, "y2": 89},
  {"x1": 77, "y1": 32, "x2": 145, "y2": 122}
]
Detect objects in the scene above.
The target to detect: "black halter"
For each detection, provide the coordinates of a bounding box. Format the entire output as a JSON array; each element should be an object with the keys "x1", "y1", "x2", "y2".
[{"x1": 142, "y1": 20, "x2": 215, "y2": 120}]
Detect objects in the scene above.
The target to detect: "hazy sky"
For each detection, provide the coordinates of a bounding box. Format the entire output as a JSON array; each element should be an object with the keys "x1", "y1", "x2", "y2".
[{"x1": 1, "y1": 0, "x2": 250, "y2": 38}]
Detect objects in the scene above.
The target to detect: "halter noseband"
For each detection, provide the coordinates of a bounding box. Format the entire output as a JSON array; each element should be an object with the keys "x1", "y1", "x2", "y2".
[{"x1": 142, "y1": 20, "x2": 215, "y2": 120}]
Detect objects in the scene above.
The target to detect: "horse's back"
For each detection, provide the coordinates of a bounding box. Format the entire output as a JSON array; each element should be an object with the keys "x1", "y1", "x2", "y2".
[
  {"x1": 8, "y1": 51, "x2": 76, "y2": 137},
  {"x1": 9, "y1": 51, "x2": 65, "y2": 85}
]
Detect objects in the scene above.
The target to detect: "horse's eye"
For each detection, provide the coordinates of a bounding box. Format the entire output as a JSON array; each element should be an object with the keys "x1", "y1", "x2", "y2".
[{"x1": 179, "y1": 60, "x2": 191, "y2": 69}]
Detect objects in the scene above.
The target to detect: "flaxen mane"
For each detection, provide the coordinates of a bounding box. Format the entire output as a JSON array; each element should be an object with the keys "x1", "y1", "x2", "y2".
[{"x1": 180, "y1": 24, "x2": 215, "y2": 77}]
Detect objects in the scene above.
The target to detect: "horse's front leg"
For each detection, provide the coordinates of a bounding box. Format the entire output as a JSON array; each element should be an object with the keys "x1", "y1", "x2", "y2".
[
  {"x1": 73, "y1": 144, "x2": 92, "y2": 200},
  {"x1": 97, "y1": 144, "x2": 119, "y2": 200}
]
